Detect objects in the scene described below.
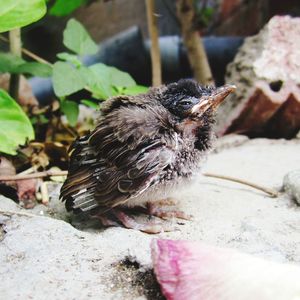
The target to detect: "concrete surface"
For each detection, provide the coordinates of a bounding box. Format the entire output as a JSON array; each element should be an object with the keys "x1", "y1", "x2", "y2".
[
  {"x1": 284, "y1": 169, "x2": 300, "y2": 205},
  {"x1": 0, "y1": 136, "x2": 300, "y2": 299}
]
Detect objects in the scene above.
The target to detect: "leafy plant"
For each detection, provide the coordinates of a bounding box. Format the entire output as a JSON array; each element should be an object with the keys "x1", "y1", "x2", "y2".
[
  {"x1": 0, "y1": 89, "x2": 35, "y2": 155},
  {"x1": 0, "y1": 0, "x2": 46, "y2": 156},
  {"x1": 51, "y1": 18, "x2": 148, "y2": 125},
  {"x1": 0, "y1": 53, "x2": 52, "y2": 77},
  {"x1": 0, "y1": 5, "x2": 148, "y2": 155}
]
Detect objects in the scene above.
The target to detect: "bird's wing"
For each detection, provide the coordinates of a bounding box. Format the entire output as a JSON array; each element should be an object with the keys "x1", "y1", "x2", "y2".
[
  {"x1": 61, "y1": 103, "x2": 177, "y2": 214},
  {"x1": 92, "y1": 140, "x2": 175, "y2": 210},
  {"x1": 88, "y1": 104, "x2": 177, "y2": 210}
]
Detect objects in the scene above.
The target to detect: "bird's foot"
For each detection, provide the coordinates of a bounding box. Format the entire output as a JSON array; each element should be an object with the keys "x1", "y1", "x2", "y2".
[
  {"x1": 96, "y1": 214, "x2": 120, "y2": 227},
  {"x1": 111, "y1": 209, "x2": 176, "y2": 234},
  {"x1": 147, "y1": 198, "x2": 193, "y2": 221},
  {"x1": 93, "y1": 208, "x2": 177, "y2": 234}
]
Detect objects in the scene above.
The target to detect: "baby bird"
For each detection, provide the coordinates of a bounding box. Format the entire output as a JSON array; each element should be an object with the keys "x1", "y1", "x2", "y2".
[{"x1": 60, "y1": 79, "x2": 235, "y2": 233}]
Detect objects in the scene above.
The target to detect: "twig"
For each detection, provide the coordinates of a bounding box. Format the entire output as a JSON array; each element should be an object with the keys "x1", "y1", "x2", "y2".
[
  {"x1": 176, "y1": 0, "x2": 214, "y2": 85},
  {"x1": 22, "y1": 47, "x2": 51, "y2": 65},
  {"x1": 0, "y1": 170, "x2": 278, "y2": 198},
  {"x1": 9, "y1": 29, "x2": 22, "y2": 99},
  {"x1": 0, "y1": 209, "x2": 38, "y2": 218},
  {"x1": 40, "y1": 181, "x2": 49, "y2": 205},
  {"x1": 18, "y1": 167, "x2": 36, "y2": 176},
  {"x1": 203, "y1": 172, "x2": 279, "y2": 198},
  {"x1": 0, "y1": 34, "x2": 51, "y2": 65},
  {"x1": 0, "y1": 170, "x2": 68, "y2": 181},
  {"x1": 145, "y1": 0, "x2": 162, "y2": 86}
]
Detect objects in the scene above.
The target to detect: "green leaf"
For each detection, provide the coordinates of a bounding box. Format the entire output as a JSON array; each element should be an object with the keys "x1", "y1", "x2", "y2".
[
  {"x1": 108, "y1": 66, "x2": 136, "y2": 87},
  {"x1": 57, "y1": 52, "x2": 82, "y2": 67},
  {"x1": 0, "y1": 52, "x2": 24, "y2": 73},
  {"x1": 122, "y1": 85, "x2": 149, "y2": 96},
  {"x1": 50, "y1": 0, "x2": 87, "y2": 17},
  {"x1": 60, "y1": 100, "x2": 79, "y2": 127},
  {"x1": 0, "y1": 52, "x2": 52, "y2": 77},
  {"x1": 82, "y1": 63, "x2": 138, "y2": 100},
  {"x1": 81, "y1": 99, "x2": 99, "y2": 109},
  {"x1": 52, "y1": 61, "x2": 86, "y2": 97},
  {"x1": 0, "y1": 1, "x2": 18, "y2": 17},
  {"x1": 63, "y1": 19, "x2": 98, "y2": 56},
  {"x1": 16, "y1": 62, "x2": 52, "y2": 77},
  {"x1": 0, "y1": 89, "x2": 35, "y2": 155},
  {"x1": 0, "y1": 0, "x2": 47, "y2": 33},
  {"x1": 81, "y1": 64, "x2": 113, "y2": 99}
]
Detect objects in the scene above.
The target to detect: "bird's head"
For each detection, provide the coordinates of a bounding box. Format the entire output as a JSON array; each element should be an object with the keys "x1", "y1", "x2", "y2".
[{"x1": 160, "y1": 79, "x2": 236, "y2": 120}]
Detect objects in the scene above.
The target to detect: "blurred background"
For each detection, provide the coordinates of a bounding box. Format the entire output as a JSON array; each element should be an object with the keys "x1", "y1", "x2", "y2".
[{"x1": 24, "y1": 0, "x2": 300, "y2": 86}]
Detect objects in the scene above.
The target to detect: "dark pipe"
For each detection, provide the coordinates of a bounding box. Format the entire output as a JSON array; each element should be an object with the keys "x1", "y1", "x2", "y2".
[{"x1": 29, "y1": 26, "x2": 244, "y2": 105}]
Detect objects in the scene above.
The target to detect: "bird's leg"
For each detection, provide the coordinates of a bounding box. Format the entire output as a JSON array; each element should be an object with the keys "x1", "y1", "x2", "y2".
[
  {"x1": 147, "y1": 198, "x2": 193, "y2": 220},
  {"x1": 91, "y1": 213, "x2": 120, "y2": 227},
  {"x1": 111, "y1": 209, "x2": 176, "y2": 234}
]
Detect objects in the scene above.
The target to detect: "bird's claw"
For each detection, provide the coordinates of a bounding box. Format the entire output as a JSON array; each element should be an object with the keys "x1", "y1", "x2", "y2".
[{"x1": 147, "y1": 198, "x2": 193, "y2": 221}]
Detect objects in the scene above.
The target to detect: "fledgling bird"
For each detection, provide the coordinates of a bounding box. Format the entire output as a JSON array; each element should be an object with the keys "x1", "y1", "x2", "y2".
[{"x1": 60, "y1": 79, "x2": 235, "y2": 233}]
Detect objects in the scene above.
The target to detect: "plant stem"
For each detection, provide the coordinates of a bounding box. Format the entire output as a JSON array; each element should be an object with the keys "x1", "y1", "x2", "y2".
[
  {"x1": 0, "y1": 209, "x2": 39, "y2": 218},
  {"x1": 0, "y1": 170, "x2": 68, "y2": 181},
  {"x1": 0, "y1": 170, "x2": 279, "y2": 198},
  {"x1": 202, "y1": 172, "x2": 279, "y2": 198},
  {"x1": 145, "y1": 0, "x2": 162, "y2": 86},
  {"x1": 9, "y1": 28, "x2": 22, "y2": 99},
  {"x1": 0, "y1": 34, "x2": 52, "y2": 65},
  {"x1": 176, "y1": 0, "x2": 214, "y2": 85}
]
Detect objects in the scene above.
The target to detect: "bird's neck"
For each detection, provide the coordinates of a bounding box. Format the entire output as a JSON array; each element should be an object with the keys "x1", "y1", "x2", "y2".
[{"x1": 176, "y1": 118, "x2": 213, "y2": 152}]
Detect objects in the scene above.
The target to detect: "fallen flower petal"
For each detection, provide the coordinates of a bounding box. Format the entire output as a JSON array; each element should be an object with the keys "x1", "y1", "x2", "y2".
[{"x1": 151, "y1": 239, "x2": 300, "y2": 300}]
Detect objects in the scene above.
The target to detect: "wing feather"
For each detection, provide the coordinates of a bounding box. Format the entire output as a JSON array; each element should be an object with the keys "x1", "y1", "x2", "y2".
[{"x1": 61, "y1": 100, "x2": 176, "y2": 213}]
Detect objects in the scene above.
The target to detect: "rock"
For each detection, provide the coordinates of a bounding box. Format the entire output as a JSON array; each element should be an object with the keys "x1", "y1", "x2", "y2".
[
  {"x1": 0, "y1": 199, "x2": 156, "y2": 300},
  {"x1": 1, "y1": 137, "x2": 300, "y2": 299},
  {"x1": 216, "y1": 16, "x2": 300, "y2": 138},
  {"x1": 283, "y1": 170, "x2": 300, "y2": 205},
  {"x1": 212, "y1": 134, "x2": 249, "y2": 153}
]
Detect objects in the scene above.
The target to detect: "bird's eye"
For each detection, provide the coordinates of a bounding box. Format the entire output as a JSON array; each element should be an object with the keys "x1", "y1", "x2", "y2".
[{"x1": 180, "y1": 100, "x2": 192, "y2": 106}]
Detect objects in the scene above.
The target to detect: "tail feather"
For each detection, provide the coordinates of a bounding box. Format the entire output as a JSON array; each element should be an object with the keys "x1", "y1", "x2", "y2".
[{"x1": 60, "y1": 135, "x2": 99, "y2": 213}]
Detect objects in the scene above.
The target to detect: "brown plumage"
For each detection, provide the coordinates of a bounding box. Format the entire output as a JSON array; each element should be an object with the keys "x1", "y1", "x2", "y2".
[{"x1": 60, "y1": 79, "x2": 235, "y2": 232}]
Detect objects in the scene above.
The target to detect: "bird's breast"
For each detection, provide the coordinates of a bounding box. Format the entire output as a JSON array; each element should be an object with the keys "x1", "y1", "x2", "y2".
[{"x1": 160, "y1": 145, "x2": 205, "y2": 184}]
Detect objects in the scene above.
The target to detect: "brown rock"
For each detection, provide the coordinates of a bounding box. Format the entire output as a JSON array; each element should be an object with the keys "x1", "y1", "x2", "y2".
[{"x1": 216, "y1": 16, "x2": 300, "y2": 138}]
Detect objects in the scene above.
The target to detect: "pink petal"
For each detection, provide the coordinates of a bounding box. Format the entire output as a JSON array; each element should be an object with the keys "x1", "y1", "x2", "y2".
[{"x1": 151, "y1": 239, "x2": 300, "y2": 300}]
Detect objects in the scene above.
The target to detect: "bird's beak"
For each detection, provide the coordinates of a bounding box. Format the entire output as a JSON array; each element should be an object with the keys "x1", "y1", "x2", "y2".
[{"x1": 191, "y1": 84, "x2": 236, "y2": 115}]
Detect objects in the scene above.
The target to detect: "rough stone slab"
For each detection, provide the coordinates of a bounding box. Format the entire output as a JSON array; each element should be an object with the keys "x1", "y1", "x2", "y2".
[
  {"x1": 1, "y1": 137, "x2": 300, "y2": 299},
  {"x1": 217, "y1": 16, "x2": 300, "y2": 138},
  {"x1": 219, "y1": 80, "x2": 300, "y2": 138},
  {"x1": 283, "y1": 170, "x2": 300, "y2": 205}
]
